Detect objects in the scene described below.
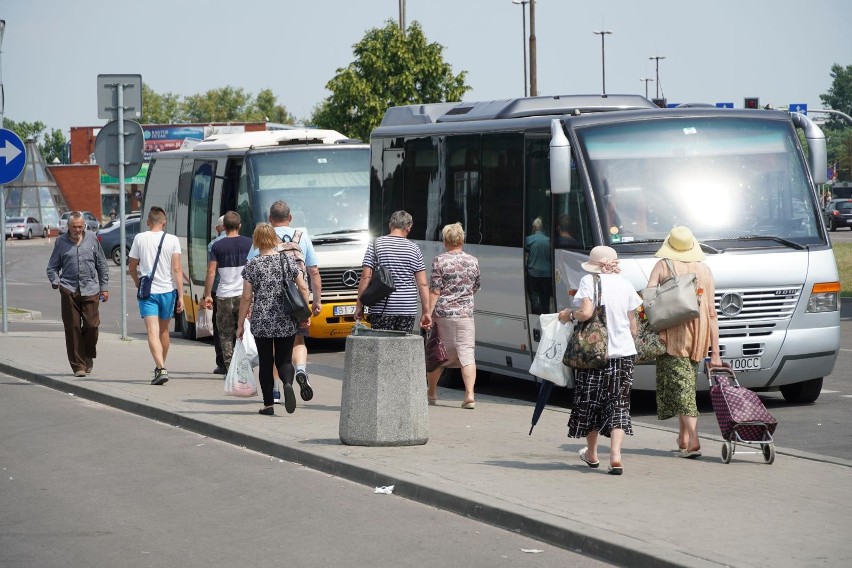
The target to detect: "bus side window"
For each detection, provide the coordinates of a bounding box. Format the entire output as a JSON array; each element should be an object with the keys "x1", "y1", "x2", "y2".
[{"x1": 480, "y1": 133, "x2": 523, "y2": 247}]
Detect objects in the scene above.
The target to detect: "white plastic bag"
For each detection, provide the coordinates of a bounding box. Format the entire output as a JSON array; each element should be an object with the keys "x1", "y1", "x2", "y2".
[
  {"x1": 242, "y1": 319, "x2": 259, "y2": 368},
  {"x1": 224, "y1": 335, "x2": 258, "y2": 397},
  {"x1": 196, "y1": 307, "x2": 214, "y2": 339},
  {"x1": 529, "y1": 313, "x2": 573, "y2": 388}
]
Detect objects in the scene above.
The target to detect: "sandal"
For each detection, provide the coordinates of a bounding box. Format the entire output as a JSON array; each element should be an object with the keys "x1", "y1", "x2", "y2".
[
  {"x1": 608, "y1": 462, "x2": 624, "y2": 475},
  {"x1": 428, "y1": 397, "x2": 437, "y2": 406},
  {"x1": 461, "y1": 400, "x2": 476, "y2": 409},
  {"x1": 679, "y1": 448, "x2": 702, "y2": 459},
  {"x1": 579, "y1": 447, "x2": 600, "y2": 469}
]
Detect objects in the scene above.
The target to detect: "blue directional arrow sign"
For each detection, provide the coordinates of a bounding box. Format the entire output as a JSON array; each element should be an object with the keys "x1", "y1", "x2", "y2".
[
  {"x1": 788, "y1": 103, "x2": 808, "y2": 115},
  {"x1": 715, "y1": 102, "x2": 734, "y2": 109},
  {"x1": 0, "y1": 128, "x2": 27, "y2": 184}
]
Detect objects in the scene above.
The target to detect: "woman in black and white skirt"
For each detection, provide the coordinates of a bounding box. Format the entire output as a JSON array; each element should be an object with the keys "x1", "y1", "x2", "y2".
[{"x1": 559, "y1": 246, "x2": 642, "y2": 475}]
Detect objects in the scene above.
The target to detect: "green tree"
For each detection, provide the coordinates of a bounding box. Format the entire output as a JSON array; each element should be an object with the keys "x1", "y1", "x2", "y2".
[
  {"x1": 819, "y1": 64, "x2": 852, "y2": 180},
  {"x1": 251, "y1": 88, "x2": 296, "y2": 124},
  {"x1": 2, "y1": 119, "x2": 67, "y2": 163},
  {"x1": 183, "y1": 86, "x2": 253, "y2": 123},
  {"x1": 141, "y1": 84, "x2": 296, "y2": 125},
  {"x1": 311, "y1": 20, "x2": 470, "y2": 141},
  {"x1": 820, "y1": 64, "x2": 852, "y2": 127},
  {"x1": 141, "y1": 83, "x2": 185, "y2": 124}
]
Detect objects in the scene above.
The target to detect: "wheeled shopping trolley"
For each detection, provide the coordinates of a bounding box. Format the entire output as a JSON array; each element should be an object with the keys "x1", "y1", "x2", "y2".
[{"x1": 706, "y1": 363, "x2": 778, "y2": 464}]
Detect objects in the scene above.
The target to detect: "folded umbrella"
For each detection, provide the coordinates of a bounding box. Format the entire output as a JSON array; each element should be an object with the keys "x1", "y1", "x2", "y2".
[{"x1": 529, "y1": 380, "x2": 555, "y2": 435}]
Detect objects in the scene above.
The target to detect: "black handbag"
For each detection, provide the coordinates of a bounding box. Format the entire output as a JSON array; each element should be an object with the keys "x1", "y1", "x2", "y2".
[
  {"x1": 359, "y1": 239, "x2": 396, "y2": 306},
  {"x1": 280, "y1": 253, "x2": 311, "y2": 321}
]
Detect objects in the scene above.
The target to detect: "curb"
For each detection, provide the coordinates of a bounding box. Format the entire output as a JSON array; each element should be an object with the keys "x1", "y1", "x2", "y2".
[
  {"x1": 0, "y1": 308, "x2": 42, "y2": 321},
  {"x1": 0, "y1": 360, "x2": 720, "y2": 568}
]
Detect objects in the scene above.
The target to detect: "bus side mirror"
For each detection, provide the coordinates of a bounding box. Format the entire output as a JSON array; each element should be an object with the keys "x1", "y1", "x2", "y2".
[
  {"x1": 790, "y1": 112, "x2": 828, "y2": 184},
  {"x1": 550, "y1": 119, "x2": 571, "y2": 195}
]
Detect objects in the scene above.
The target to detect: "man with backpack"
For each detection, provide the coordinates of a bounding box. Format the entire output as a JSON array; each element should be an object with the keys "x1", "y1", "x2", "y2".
[{"x1": 248, "y1": 200, "x2": 322, "y2": 405}]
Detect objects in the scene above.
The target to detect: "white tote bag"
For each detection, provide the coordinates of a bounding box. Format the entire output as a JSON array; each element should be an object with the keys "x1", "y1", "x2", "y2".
[
  {"x1": 242, "y1": 319, "x2": 259, "y2": 368},
  {"x1": 195, "y1": 307, "x2": 214, "y2": 339},
  {"x1": 224, "y1": 340, "x2": 258, "y2": 397},
  {"x1": 529, "y1": 313, "x2": 573, "y2": 387}
]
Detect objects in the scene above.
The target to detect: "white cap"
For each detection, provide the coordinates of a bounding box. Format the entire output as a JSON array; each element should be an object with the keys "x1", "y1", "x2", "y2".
[{"x1": 217, "y1": 215, "x2": 225, "y2": 227}]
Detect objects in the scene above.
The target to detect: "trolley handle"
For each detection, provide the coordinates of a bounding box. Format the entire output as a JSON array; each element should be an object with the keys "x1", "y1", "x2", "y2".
[{"x1": 705, "y1": 358, "x2": 740, "y2": 388}]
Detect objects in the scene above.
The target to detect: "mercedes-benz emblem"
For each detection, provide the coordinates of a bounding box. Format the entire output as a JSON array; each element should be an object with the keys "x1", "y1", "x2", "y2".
[
  {"x1": 719, "y1": 292, "x2": 744, "y2": 317},
  {"x1": 342, "y1": 269, "x2": 359, "y2": 288}
]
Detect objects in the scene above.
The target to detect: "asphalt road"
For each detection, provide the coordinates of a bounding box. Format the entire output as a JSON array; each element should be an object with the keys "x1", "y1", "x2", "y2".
[
  {"x1": 3, "y1": 236, "x2": 851, "y2": 462},
  {"x1": 0, "y1": 373, "x2": 611, "y2": 568}
]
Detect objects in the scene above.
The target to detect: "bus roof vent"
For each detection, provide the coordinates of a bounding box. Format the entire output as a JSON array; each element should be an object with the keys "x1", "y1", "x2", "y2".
[
  {"x1": 379, "y1": 102, "x2": 464, "y2": 126},
  {"x1": 444, "y1": 105, "x2": 474, "y2": 116},
  {"x1": 193, "y1": 129, "x2": 348, "y2": 150}
]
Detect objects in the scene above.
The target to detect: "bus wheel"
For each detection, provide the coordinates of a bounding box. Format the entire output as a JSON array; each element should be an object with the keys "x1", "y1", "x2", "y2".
[
  {"x1": 780, "y1": 377, "x2": 822, "y2": 403},
  {"x1": 176, "y1": 310, "x2": 196, "y2": 340},
  {"x1": 438, "y1": 368, "x2": 464, "y2": 389}
]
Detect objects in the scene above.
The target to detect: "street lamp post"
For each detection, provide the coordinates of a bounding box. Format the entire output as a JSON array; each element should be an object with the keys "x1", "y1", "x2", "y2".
[
  {"x1": 649, "y1": 55, "x2": 666, "y2": 99},
  {"x1": 593, "y1": 30, "x2": 613, "y2": 96},
  {"x1": 640, "y1": 77, "x2": 654, "y2": 99},
  {"x1": 512, "y1": 0, "x2": 529, "y2": 97},
  {"x1": 529, "y1": 0, "x2": 537, "y2": 96}
]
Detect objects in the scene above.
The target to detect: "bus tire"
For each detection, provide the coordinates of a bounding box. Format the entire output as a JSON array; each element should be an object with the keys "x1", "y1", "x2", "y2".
[
  {"x1": 780, "y1": 377, "x2": 822, "y2": 403},
  {"x1": 438, "y1": 368, "x2": 464, "y2": 389},
  {"x1": 176, "y1": 310, "x2": 196, "y2": 340}
]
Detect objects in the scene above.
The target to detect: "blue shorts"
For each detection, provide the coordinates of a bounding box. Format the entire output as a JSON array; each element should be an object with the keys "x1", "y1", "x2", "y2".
[{"x1": 138, "y1": 290, "x2": 177, "y2": 320}]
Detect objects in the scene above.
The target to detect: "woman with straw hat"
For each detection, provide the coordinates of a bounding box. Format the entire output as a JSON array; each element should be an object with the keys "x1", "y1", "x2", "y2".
[
  {"x1": 647, "y1": 226, "x2": 722, "y2": 458},
  {"x1": 558, "y1": 245, "x2": 642, "y2": 475}
]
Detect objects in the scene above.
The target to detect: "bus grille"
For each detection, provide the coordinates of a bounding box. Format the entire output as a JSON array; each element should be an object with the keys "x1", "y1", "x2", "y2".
[
  {"x1": 319, "y1": 266, "x2": 362, "y2": 300},
  {"x1": 714, "y1": 287, "x2": 800, "y2": 338}
]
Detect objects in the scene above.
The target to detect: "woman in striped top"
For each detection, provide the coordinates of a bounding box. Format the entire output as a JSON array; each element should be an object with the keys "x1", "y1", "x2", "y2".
[{"x1": 355, "y1": 210, "x2": 432, "y2": 333}]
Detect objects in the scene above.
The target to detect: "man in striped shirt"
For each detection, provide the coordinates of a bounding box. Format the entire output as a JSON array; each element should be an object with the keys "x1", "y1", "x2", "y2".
[{"x1": 202, "y1": 211, "x2": 253, "y2": 372}]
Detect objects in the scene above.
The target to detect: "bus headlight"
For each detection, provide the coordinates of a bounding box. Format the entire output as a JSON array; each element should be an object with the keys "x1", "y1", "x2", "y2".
[{"x1": 806, "y1": 282, "x2": 840, "y2": 313}]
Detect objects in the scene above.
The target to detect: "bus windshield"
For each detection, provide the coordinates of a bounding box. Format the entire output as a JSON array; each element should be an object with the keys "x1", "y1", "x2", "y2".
[
  {"x1": 245, "y1": 147, "x2": 370, "y2": 236},
  {"x1": 576, "y1": 117, "x2": 823, "y2": 247}
]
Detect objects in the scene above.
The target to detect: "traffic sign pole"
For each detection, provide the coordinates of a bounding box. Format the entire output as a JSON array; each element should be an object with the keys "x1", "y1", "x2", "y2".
[
  {"x1": 96, "y1": 75, "x2": 144, "y2": 340},
  {"x1": 0, "y1": 128, "x2": 27, "y2": 334},
  {"x1": 118, "y1": 83, "x2": 128, "y2": 340}
]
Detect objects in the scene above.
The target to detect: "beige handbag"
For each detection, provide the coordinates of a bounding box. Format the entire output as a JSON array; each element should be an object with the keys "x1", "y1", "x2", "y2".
[{"x1": 641, "y1": 259, "x2": 700, "y2": 331}]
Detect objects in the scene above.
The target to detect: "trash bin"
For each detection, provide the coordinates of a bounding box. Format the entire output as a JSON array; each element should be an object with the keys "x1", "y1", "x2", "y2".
[{"x1": 339, "y1": 328, "x2": 429, "y2": 446}]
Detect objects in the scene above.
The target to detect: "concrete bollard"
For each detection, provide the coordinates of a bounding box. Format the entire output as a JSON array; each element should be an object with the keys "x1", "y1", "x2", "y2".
[{"x1": 339, "y1": 332, "x2": 429, "y2": 446}]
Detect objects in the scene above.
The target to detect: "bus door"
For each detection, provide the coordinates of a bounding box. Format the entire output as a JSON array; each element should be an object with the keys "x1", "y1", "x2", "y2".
[
  {"x1": 186, "y1": 159, "x2": 217, "y2": 315},
  {"x1": 219, "y1": 157, "x2": 243, "y2": 220},
  {"x1": 523, "y1": 136, "x2": 554, "y2": 354}
]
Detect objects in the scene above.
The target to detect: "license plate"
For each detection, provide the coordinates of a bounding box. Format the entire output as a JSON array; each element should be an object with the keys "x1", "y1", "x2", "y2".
[
  {"x1": 333, "y1": 305, "x2": 356, "y2": 316},
  {"x1": 724, "y1": 357, "x2": 761, "y2": 372}
]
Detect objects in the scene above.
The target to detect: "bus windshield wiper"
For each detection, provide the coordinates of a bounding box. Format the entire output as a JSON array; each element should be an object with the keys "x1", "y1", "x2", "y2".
[
  {"x1": 729, "y1": 235, "x2": 806, "y2": 250},
  {"x1": 313, "y1": 229, "x2": 368, "y2": 237}
]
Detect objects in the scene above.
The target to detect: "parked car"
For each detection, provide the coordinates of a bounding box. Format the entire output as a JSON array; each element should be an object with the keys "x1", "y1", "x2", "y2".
[
  {"x1": 97, "y1": 218, "x2": 141, "y2": 265},
  {"x1": 100, "y1": 211, "x2": 142, "y2": 232},
  {"x1": 57, "y1": 211, "x2": 100, "y2": 234},
  {"x1": 5, "y1": 216, "x2": 47, "y2": 240},
  {"x1": 823, "y1": 199, "x2": 852, "y2": 231}
]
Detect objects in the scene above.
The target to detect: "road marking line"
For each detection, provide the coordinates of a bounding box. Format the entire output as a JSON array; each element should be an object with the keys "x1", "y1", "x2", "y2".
[
  {"x1": 842, "y1": 395, "x2": 852, "y2": 399},
  {"x1": 821, "y1": 389, "x2": 839, "y2": 394}
]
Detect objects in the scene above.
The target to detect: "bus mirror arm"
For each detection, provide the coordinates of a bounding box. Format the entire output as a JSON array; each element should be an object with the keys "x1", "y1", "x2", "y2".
[
  {"x1": 790, "y1": 112, "x2": 828, "y2": 184},
  {"x1": 549, "y1": 119, "x2": 571, "y2": 195},
  {"x1": 214, "y1": 175, "x2": 229, "y2": 181}
]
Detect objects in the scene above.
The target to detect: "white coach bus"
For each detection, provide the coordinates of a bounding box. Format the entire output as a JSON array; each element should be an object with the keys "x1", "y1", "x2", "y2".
[
  {"x1": 142, "y1": 128, "x2": 369, "y2": 340},
  {"x1": 369, "y1": 95, "x2": 838, "y2": 402}
]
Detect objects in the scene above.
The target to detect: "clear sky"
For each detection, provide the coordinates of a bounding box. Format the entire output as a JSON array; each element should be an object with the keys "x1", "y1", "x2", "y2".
[{"x1": 2, "y1": 0, "x2": 850, "y2": 137}]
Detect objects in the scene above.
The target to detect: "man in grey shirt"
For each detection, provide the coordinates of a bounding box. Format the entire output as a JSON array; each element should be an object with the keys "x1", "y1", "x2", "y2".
[{"x1": 46, "y1": 211, "x2": 110, "y2": 377}]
